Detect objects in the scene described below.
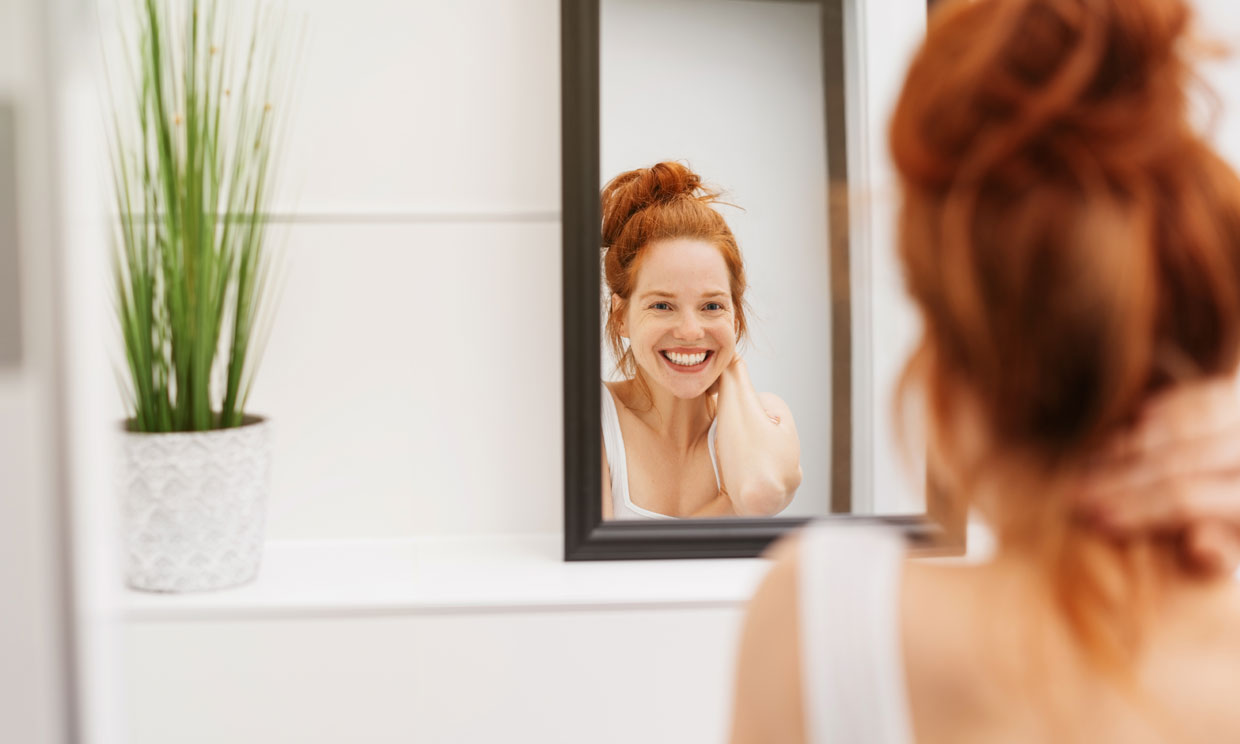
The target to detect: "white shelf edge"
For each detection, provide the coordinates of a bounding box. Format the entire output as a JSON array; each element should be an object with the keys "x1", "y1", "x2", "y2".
[{"x1": 122, "y1": 534, "x2": 772, "y2": 622}]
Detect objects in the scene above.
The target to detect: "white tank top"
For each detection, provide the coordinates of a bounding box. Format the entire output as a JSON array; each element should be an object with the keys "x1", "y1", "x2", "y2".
[
  {"x1": 798, "y1": 523, "x2": 914, "y2": 744},
  {"x1": 600, "y1": 382, "x2": 720, "y2": 520}
]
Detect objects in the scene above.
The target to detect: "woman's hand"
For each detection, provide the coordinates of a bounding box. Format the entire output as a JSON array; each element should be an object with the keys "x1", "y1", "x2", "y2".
[
  {"x1": 706, "y1": 353, "x2": 740, "y2": 398},
  {"x1": 709, "y1": 357, "x2": 782, "y2": 424},
  {"x1": 1078, "y1": 376, "x2": 1240, "y2": 576}
]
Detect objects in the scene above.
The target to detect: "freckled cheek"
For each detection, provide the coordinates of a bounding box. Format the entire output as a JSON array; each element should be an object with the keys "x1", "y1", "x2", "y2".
[
  {"x1": 628, "y1": 321, "x2": 666, "y2": 364},
  {"x1": 707, "y1": 318, "x2": 737, "y2": 347}
]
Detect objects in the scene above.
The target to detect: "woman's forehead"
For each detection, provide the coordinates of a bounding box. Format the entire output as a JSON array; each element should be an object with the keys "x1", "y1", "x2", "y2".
[{"x1": 633, "y1": 238, "x2": 731, "y2": 295}]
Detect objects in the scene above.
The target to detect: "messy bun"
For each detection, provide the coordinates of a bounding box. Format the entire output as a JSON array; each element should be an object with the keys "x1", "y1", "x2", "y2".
[
  {"x1": 601, "y1": 162, "x2": 749, "y2": 381},
  {"x1": 602, "y1": 161, "x2": 706, "y2": 247},
  {"x1": 891, "y1": 0, "x2": 1240, "y2": 675},
  {"x1": 894, "y1": 0, "x2": 1240, "y2": 458}
]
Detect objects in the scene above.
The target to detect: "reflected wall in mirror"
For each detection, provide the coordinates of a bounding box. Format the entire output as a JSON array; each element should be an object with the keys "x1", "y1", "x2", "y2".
[{"x1": 598, "y1": 0, "x2": 837, "y2": 521}]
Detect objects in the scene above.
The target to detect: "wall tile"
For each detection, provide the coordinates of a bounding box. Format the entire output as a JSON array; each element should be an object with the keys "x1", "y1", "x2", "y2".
[
  {"x1": 248, "y1": 221, "x2": 563, "y2": 538},
  {"x1": 275, "y1": 0, "x2": 560, "y2": 215}
]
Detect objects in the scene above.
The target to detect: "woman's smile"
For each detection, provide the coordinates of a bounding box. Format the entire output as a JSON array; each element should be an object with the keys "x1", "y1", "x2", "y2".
[{"x1": 660, "y1": 348, "x2": 714, "y2": 372}]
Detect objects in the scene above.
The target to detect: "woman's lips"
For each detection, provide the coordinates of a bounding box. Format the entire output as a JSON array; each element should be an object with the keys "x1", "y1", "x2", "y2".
[{"x1": 659, "y1": 349, "x2": 713, "y2": 372}]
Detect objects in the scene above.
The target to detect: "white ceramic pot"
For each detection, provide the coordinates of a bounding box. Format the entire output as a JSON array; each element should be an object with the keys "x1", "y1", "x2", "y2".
[{"x1": 120, "y1": 415, "x2": 271, "y2": 592}]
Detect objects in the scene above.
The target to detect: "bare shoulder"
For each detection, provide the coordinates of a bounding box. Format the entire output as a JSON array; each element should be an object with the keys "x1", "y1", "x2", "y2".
[
  {"x1": 1145, "y1": 583, "x2": 1240, "y2": 740},
  {"x1": 900, "y1": 560, "x2": 985, "y2": 659},
  {"x1": 729, "y1": 533, "x2": 806, "y2": 744},
  {"x1": 898, "y1": 559, "x2": 1002, "y2": 738}
]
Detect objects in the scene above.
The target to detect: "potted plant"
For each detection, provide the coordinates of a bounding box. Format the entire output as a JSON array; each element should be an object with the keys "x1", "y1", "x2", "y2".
[{"x1": 107, "y1": 0, "x2": 298, "y2": 592}]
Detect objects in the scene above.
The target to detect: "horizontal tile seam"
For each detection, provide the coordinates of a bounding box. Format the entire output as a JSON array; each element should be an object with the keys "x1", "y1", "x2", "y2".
[
  {"x1": 271, "y1": 211, "x2": 562, "y2": 224},
  {"x1": 113, "y1": 211, "x2": 563, "y2": 225}
]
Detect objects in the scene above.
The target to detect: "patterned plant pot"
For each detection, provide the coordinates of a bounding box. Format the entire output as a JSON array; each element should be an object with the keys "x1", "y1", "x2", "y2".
[{"x1": 120, "y1": 415, "x2": 272, "y2": 592}]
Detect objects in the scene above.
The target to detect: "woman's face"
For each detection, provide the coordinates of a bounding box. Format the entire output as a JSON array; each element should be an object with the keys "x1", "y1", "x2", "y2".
[{"x1": 617, "y1": 238, "x2": 738, "y2": 399}]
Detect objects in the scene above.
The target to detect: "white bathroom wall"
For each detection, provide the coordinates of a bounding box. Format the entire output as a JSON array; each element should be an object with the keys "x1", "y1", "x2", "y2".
[
  {"x1": 1196, "y1": 2, "x2": 1240, "y2": 162},
  {"x1": 125, "y1": 607, "x2": 743, "y2": 744},
  {"x1": 0, "y1": 0, "x2": 102, "y2": 741},
  {"x1": 241, "y1": 0, "x2": 564, "y2": 539},
  {"x1": 0, "y1": 0, "x2": 72, "y2": 737},
  {"x1": 844, "y1": 0, "x2": 927, "y2": 514}
]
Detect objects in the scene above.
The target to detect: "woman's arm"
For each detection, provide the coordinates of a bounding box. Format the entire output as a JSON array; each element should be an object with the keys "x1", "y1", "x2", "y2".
[{"x1": 714, "y1": 358, "x2": 803, "y2": 516}]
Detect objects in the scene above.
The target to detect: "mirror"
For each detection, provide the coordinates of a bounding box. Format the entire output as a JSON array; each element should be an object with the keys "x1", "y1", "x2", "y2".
[
  {"x1": 599, "y1": 0, "x2": 836, "y2": 522},
  {"x1": 563, "y1": 0, "x2": 965, "y2": 558}
]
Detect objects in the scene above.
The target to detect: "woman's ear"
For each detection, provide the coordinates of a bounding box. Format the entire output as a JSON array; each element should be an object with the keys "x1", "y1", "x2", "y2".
[{"x1": 611, "y1": 294, "x2": 627, "y2": 337}]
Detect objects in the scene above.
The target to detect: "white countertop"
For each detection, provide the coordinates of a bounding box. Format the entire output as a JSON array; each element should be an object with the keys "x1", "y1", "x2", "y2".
[{"x1": 122, "y1": 534, "x2": 773, "y2": 621}]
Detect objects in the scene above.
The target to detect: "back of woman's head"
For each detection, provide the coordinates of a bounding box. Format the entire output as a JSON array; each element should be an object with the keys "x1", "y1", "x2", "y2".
[
  {"x1": 601, "y1": 162, "x2": 748, "y2": 379},
  {"x1": 891, "y1": 0, "x2": 1240, "y2": 670}
]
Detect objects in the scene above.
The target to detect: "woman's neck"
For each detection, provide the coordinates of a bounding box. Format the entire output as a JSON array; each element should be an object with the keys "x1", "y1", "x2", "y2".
[
  {"x1": 620, "y1": 375, "x2": 713, "y2": 452},
  {"x1": 968, "y1": 467, "x2": 1237, "y2": 599}
]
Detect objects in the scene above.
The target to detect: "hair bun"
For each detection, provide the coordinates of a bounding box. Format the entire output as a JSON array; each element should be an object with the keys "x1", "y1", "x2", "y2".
[
  {"x1": 601, "y1": 162, "x2": 715, "y2": 248},
  {"x1": 891, "y1": 0, "x2": 1193, "y2": 191}
]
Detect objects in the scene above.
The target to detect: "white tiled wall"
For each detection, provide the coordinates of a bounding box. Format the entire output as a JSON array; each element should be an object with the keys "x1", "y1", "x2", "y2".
[
  {"x1": 252, "y1": 222, "x2": 563, "y2": 538},
  {"x1": 0, "y1": 1, "x2": 76, "y2": 741},
  {"x1": 125, "y1": 608, "x2": 742, "y2": 744},
  {"x1": 234, "y1": 0, "x2": 564, "y2": 539},
  {"x1": 275, "y1": 0, "x2": 560, "y2": 215}
]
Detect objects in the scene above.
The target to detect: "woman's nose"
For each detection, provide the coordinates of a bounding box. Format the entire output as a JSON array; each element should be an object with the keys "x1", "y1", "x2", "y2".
[{"x1": 675, "y1": 312, "x2": 703, "y2": 339}]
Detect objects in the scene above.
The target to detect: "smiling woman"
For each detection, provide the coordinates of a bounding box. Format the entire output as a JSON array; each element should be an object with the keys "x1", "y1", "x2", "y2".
[{"x1": 600, "y1": 162, "x2": 803, "y2": 520}]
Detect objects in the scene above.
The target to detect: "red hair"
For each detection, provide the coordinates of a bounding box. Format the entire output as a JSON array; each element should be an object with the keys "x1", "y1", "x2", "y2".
[
  {"x1": 601, "y1": 162, "x2": 749, "y2": 383},
  {"x1": 891, "y1": 0, "x2": 1240, "y2": 673}
]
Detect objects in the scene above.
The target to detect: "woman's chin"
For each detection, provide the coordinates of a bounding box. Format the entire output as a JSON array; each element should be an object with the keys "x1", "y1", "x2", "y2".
[
  {"x1": 668, "y1": 375, "x2": 718, "y2": 400},
  {"x1": 671, "y1": 387, "x2": 709, "y2": 400},
  {"x1": 637, "y1": 365, "x2": 715, "y2": 400}
]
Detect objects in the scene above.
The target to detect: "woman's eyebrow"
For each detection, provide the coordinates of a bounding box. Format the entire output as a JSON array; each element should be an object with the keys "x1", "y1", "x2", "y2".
[
  {"x1": 638, "y1": 289, "x2": 729, "y2": 301},
  {"x1": 638, "y1": 290, "x2": 676, "y2": 301}
]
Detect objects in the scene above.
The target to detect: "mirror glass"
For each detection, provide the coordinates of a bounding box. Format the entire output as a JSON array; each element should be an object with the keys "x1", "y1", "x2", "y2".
[{"x1": 599, "y1": 0, "x2": 836, "y2": 520}]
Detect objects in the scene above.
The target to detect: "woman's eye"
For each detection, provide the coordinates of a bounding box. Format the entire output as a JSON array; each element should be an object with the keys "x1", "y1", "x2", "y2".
[
  {"x1": 704, "y1": 302, "x2": 725, "y2": 312},
  {"x1": 651, "y1": 302, "x2": 672, "y2": 311}
]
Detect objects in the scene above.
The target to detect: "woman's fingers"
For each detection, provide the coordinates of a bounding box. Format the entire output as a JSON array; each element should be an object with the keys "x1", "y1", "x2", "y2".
[
  {"x1": 1127, "y1": 376, "x2": 1240, "y2": 452},
  {"x1": 1094, "y1": 376, "x2": 1239, "y2": 466},
  {"x1": 1075, "y1": 376, "x2": 1240, "y2": 578},
  {"x1": 1182, "y1": 521, "x2": 1240, "y2": 577},
  {"x1": 1081, "y1": 375, "x2": 1240, "y2": 507},
  {"x1": 1082, "y1": 420, "x2": 1240, "y2": 501},
  {"x1": 1091, "y1": 473, "x2": 1240, "y2": 533}
]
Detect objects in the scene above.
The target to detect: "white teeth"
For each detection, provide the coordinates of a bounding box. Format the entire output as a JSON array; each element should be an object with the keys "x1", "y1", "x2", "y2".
[{"x1": 665, "y1": 351, "x2": 708, "y2": 366}]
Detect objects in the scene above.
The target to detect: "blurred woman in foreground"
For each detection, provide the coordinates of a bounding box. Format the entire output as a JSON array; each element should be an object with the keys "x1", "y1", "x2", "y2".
[{"x1": 731, "y1": 0, "x2": 1240, "y2": 741}]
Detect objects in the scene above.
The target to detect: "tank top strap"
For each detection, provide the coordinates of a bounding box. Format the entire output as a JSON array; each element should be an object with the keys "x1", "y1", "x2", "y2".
[
  {"x1": 798, "y1": 523, "x2": 913, "y2": 744},
  {"x1": 600, "y1": 382, "x2": 627, "y2": 503},
  {"x1": 601, "y1": 383, "x2": 677, "y2": 520}
]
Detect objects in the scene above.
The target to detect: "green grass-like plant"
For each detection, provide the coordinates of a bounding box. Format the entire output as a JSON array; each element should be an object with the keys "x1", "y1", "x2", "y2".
[{"x1": 106, "y1": 0, "x2": 298, "y2": 432}]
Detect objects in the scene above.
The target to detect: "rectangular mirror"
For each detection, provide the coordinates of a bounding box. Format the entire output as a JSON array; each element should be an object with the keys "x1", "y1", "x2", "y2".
[{"x1": 563, "y1": 0, "x2": 965, "y2": 559}]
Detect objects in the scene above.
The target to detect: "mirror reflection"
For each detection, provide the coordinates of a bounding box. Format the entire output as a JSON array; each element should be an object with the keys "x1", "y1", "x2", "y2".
[
  {"x1": 600, "y1": 0, "x2": 835, "y2": 519},
  {"x1": 600, "y1": 162, "x2": 804, "y2": 519}
]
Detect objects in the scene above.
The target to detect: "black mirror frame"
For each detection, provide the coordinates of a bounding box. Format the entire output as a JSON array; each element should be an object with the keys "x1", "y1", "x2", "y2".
[{"x1": 562, "y1": 0, "x2": 964, "y2": 560}]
